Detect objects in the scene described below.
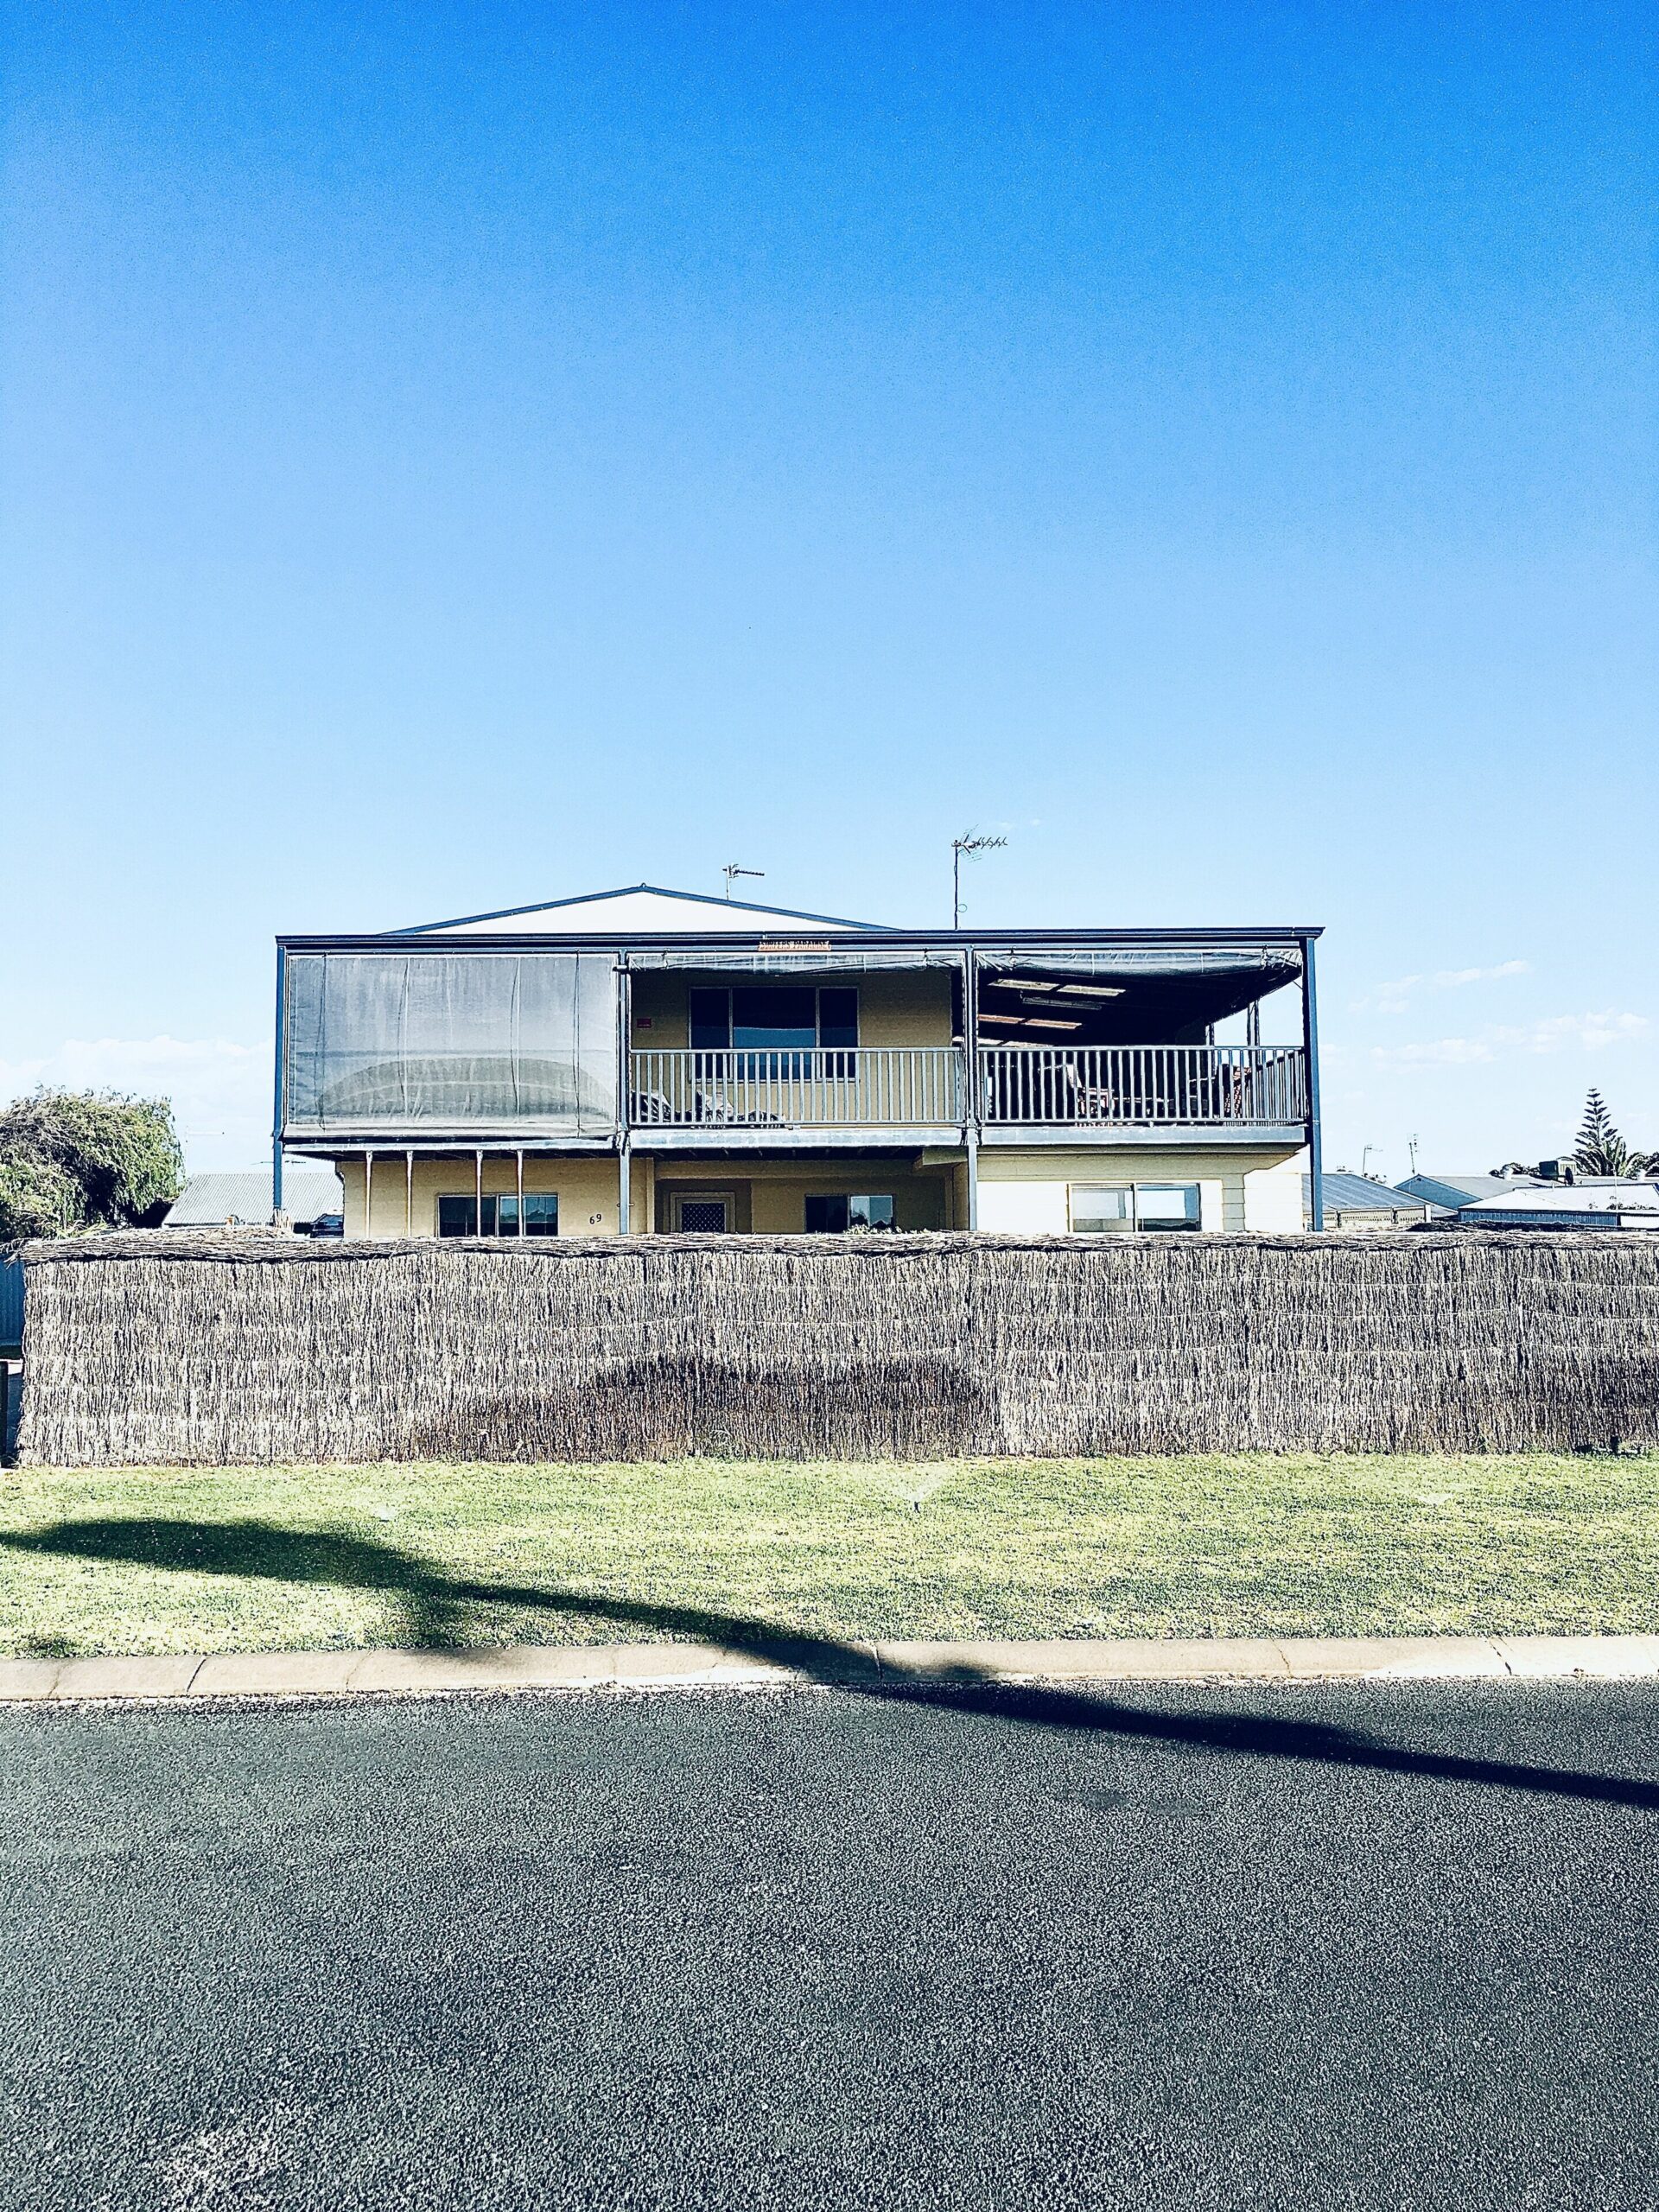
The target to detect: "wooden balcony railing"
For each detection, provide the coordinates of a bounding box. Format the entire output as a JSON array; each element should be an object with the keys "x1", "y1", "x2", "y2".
[
  {"x1": 630, "y1": 1047, "x2": 963, "y2": 1128},
  {"x1": 977, "y1": 1044, "x2": 1307, "y2": 1127}
]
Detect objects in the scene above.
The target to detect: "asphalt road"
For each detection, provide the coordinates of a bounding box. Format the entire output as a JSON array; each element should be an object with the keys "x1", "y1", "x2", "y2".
[{"x1": 4, "y1": 1679, "x2": 1658, "y2": 2212}]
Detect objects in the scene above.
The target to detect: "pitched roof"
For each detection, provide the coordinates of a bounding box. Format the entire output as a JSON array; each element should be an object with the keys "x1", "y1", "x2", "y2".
[
  {"x1": 165, "y1": 1167, "x2": 342, "y2": 1227},
  {"x1": 395, "y1": 883, "x2": 881, "y2": 936},
  {"x1": 1397, "y1": 1173, "x2": 1541, "y2": 1210},
  {"x1": 1303, "y1": 1173, "x2": 1426, "y2": 1214},
  {"x1": 1459, "y1": 1180, "x2": 1659, "y2": 1217}
]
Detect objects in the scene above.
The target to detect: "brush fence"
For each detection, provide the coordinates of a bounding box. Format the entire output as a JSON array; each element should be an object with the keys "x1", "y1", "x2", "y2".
[{"x1": 15, "y1": 1230, "x2": 1659, "y2": 1467}]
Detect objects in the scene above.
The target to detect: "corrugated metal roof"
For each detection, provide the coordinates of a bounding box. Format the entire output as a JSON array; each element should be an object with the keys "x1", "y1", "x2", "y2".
[
  {"x1": 165, "y1": 1168, "x2": 342, "y2": 1227},
  {"x1": 1303, "y1": 1173, "x2": 1426, "y2": 1214},
  {"x1": 1397, "y1": 1173, "x2": 1542, "y2": 1210}
]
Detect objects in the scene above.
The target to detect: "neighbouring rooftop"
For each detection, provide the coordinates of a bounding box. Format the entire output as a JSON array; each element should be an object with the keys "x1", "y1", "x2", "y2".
[{"x1": 166, "y1": 1167, "x2": 342, "y2": 1229}]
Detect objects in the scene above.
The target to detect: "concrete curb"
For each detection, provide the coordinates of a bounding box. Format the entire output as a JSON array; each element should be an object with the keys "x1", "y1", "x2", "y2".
[{"x1": 5, "y1": 1635, "x2": 1659, "y2": 1705}]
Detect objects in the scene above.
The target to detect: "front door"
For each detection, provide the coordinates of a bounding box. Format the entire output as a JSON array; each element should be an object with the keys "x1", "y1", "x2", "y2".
[{"x1": 672, "y1": 1192, "x2": 731, "y2": 1233}]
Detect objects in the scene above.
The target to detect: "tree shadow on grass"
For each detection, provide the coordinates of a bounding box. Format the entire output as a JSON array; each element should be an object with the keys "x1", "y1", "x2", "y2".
[{"x1": 5, "y1": 1514, "x2": 1659, "y2": 1812}]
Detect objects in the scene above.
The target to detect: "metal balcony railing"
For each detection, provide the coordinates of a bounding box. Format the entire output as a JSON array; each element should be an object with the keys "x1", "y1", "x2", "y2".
[
  {"x1": 978, "y1": 1045, "x2": 1307, "y2": 1127},
  {"x1": 628, "y1": 1044, "x2": 1306, "y2": 1131},
  {"x1": 629, "y1": 1047, "x2": 963, "y2": 1128}
]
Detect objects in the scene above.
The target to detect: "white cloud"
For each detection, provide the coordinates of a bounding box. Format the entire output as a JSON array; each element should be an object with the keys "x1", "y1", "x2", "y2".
[
  {"x1": 1360, "y1": 959, "x2": 1530, "y2": 1014},
  {"x1": 0, "y1": 1037, "x2": 270, "y2": 1168},
  {"x1": 1369, "y1": 1010, "x2": 1649, "y2": 1068}
]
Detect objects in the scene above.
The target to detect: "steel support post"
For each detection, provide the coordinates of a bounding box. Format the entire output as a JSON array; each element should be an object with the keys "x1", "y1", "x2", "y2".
[
  {"x1": 617, "y1": 957, "x2": 633, "y2": 1234},
  {"x1": 1302, "y1": 935, "x2": 1324, "y2": 1231},
  {"x1": 963, "y1": 949, "x2": 981, "y2": 1230},
  {"x1": 270, "y1": 946, "x2": 286, "y2": 1216}
]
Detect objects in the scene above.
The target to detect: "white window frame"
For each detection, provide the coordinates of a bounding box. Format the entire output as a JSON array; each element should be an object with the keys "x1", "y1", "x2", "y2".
[{"x1": 1068, "y1": 1181, "x2": 1202, "y2": 1234}]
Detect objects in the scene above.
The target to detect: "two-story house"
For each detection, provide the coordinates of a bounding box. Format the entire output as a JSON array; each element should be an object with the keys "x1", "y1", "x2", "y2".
[{"x1": 274, "y1": 884, "x2": 1325, "y2": 1237}]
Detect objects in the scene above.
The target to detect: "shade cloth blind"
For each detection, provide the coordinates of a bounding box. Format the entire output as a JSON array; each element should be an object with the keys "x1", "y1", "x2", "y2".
[
  {"x1": 283, "y1": 952, "x2": 618, "y2": 1135},
  {"x1": 976, "y1": 947, "x2": 1301, "y2": 982}
]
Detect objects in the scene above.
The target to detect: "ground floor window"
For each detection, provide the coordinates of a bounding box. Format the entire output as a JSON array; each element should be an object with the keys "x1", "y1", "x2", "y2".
[
  {"x1": 673, "y1": 1194, "x2": 732, "y2": 1233},
  {"x1": 1069, "y1": 1183, "x2": 1200, "y2": 1234},
  {"x1": 804, "y1": 1193, "x2": 895, "y2": 1233},
  {"x1": 437, "y1": 1193, "x2": 559, "y2": 1237}
]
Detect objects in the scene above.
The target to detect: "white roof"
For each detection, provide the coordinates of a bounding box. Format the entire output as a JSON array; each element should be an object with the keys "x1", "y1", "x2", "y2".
[
  {"x1": 1460, "y1": 1181, "x2": 1659, "y2": 1217},
  {"x1": 398, "y1": 883, "x2": 879, "y2": 936}
]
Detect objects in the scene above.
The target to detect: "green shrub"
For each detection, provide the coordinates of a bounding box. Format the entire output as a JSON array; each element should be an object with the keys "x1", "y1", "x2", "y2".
[{"x1": 0, "y1": 1089, "x2": 184, "y2": 1241}]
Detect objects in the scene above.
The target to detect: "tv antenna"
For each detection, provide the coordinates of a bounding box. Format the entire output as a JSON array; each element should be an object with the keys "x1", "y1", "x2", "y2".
[
  {"x1": 951, "y1": 830, "x2": 1007, "y2": 927},
  {"x1": 722, "y1": 864, "x2": 765, "y2": 900}
]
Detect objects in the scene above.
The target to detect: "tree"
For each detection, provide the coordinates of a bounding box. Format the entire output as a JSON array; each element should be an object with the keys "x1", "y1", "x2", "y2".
[
  {"x1": 0, "y1": 1089, "x2": 184, "y2": 1241},
  {"x1": 1573, "y1": 1089, "x2": 1659, "y2": 1179}
]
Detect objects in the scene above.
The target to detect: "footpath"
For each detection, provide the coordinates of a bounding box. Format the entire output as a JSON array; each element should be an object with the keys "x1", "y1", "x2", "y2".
[{"x1": 5, "y1": 1634, "x2": 1659, "y2": 1702}]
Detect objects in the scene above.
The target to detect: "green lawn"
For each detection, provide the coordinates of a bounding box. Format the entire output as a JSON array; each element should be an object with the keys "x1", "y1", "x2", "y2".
[{"x1": 3, "y1": 1453, "x2": 1657, "y2": 1658}]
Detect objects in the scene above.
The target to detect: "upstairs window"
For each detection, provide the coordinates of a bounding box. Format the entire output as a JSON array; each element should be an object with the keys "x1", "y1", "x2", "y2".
[{"x1": 690, "y1": 986, "x2": 858, "y2": 1070}]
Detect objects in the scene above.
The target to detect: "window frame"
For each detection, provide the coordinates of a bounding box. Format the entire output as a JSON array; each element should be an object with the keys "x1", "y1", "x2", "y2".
[
  {"x1": 689, "y1": 985, "x2": 859, "y2": 1056},
  {"x1": 1068, "y1": 1181, "x2": 1203, "y2": 1234},
  {"x1": 436, "y1": 1191, "x2": 559, "y2": 1238},
  {"x1": 804, "y1": 1192, "x2": 896, "y2": 1233}
]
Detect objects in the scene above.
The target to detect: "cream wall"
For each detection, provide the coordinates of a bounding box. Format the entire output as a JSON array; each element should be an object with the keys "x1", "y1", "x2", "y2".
[
  {"x1": 654, "y1": 1155, "x2": 951, "y2": 1234},
  {"x1": 335, "y1": 1150, "x2": 950, "y2": 1237},
  {"x1": 1242, "y1": 1154, "x2": 1307, "y2": 1232},
  {"x1": 976, "y1": 1145, "x2": 1309, "y2": 1235},
  {"x1": 630, "y1": 970, "x2": 953, "y2": 1051},
  {"x1": 340, "y1": 1154, "x2": 626, "y2": 1239},
  {"x1": 334, "y1": 1140, "x2": 1305, "y2": 1238}
]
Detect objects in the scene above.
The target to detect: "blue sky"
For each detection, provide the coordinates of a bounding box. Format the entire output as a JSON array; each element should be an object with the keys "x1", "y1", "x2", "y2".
[{"x1": 3, "y1": 2, "x2": 1654, "y2": 1179}]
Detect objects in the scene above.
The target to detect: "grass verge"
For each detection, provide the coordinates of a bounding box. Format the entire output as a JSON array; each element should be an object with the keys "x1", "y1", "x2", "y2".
[{"x1": 3, "y1": 1453, "x2": 1656, "y2": 1659}]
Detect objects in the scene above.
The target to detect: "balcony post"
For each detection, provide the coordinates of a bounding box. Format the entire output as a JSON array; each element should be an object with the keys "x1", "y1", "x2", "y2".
[
  {"x1": 963, "y1": 950, "x2": 981, "y2": 1229},
  {"x1": 1302, "y1": 934, "x2": 1324, "y2": 1230},
  {"x1": 617, "y1": 957, "x2": 632, "y2": 1234},
  {"x1": 270, "y1": 944, "x2": 286, "y2": 1217}
]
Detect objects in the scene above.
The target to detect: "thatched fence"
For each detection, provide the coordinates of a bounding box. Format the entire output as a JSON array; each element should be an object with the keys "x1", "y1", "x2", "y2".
[{"x1": 12, "y1": 1230, "x2": 1659, "y2": 1467}]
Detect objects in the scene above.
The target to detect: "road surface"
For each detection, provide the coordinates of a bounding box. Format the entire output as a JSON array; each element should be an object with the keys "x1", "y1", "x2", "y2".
[{"x1": 3, "y1": 1677, "x2": 1657, "y2": 2209}]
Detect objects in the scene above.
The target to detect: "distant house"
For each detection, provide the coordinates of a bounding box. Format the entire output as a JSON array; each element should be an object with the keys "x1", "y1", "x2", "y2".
[
  {"x1": 1397, "y1": 1172, "x2": 1543, "y2": 1214},
  {"x1": 1452, "y1": 1180, "x2": 1659, "y2": 1231},
  {"x1": 165, "y1": 1166, "x2": 343, "y2": 1231},
  {"x1": 1302, "y1": 1173, "x2": 1429, "y2": 1232}
]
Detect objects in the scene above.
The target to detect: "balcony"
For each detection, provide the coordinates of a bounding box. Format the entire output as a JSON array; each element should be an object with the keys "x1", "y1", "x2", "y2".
[
  {"x1": 978, "y1": 1044, "x2": 1307, "y2": 1128},
  {"x1": 630, "y1": 1047, "x2": 963, "y2": 1131},
  {"x1": 627, "y1": 1043, "x2": 1306, "y2": 1137}
]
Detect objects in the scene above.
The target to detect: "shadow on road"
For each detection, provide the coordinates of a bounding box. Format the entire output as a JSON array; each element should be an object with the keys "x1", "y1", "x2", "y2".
[{"x1": 7, "y1": 1513, "x2": 1658, "y2": 1811}]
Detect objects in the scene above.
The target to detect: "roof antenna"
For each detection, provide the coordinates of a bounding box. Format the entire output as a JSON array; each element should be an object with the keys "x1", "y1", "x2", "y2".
[
  {"x1": 951, "y1": 830, "x2": 1007, "y2": 927},
  {"x1": 723, "y1": 864, "x2": 764, "y2": 900}
]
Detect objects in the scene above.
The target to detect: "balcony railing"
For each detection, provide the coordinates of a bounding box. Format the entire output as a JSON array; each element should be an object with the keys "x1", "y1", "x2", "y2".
[
  {"x1": 630, "y1": 1047, "x2": 963, "y2": 1128},
  {"x1": 978, "y1": 1044, "x2": 1307, "y2": 1127},
  {"x1": 628, "y1": 1044, "x2": 1306, "y2": 1131}
]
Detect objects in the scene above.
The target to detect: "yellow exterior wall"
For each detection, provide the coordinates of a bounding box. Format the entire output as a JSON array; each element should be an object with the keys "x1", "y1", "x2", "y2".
[
  {"x1": 653, "y1": 1155, "x2": 950, "y2": 1234},
  {"x1": 334, "y1": 1139, "x2": 1305, "y2": 1239},
  {"x1": 630, "y1": 970, "x2": 953, "y2": 1051},
  {"x1": 335, "y1": 1150, "x2": 952, "y2": 1237},
  {"x1": 340, "y1": 1154, "x2": 623, "y2": 1240}
]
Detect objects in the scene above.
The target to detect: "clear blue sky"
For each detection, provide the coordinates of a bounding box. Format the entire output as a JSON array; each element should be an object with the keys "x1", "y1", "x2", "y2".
[{"x1": 3, "y1": 2, "x2": 1654, "y2": 1178}]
